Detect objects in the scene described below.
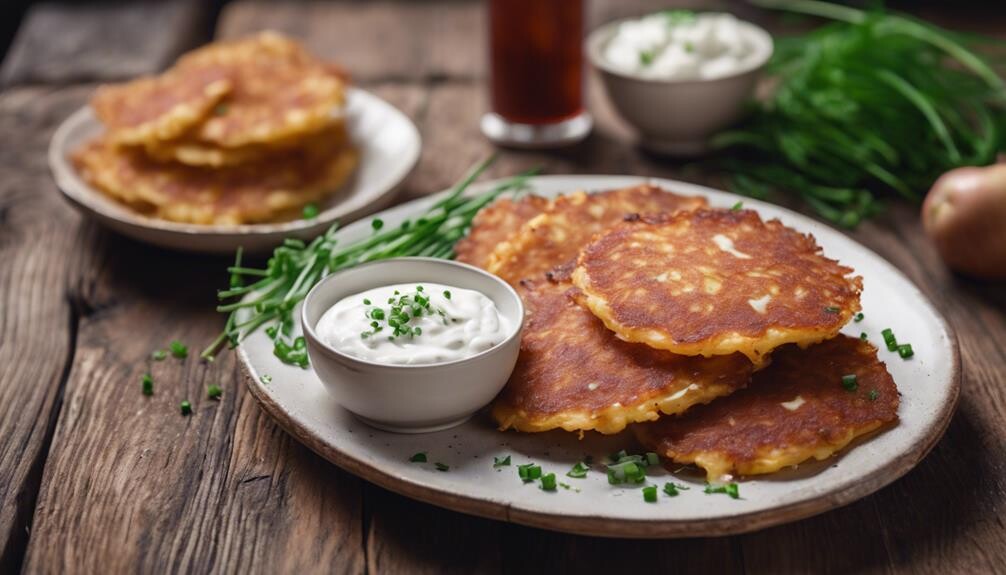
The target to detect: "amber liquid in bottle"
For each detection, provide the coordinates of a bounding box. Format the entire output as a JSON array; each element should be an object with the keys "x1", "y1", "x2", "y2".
[{"x1": 488, "y1": 0, "x2": 584, "y2": 125}]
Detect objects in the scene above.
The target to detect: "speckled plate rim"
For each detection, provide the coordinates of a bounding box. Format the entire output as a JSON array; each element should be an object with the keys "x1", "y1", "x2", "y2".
[
  {"x1": 237, "y1": 175, "x2": 961, "y2": 538},
  {"x1": 48, "y1": 86, "x2": 421, "y2": 254}
]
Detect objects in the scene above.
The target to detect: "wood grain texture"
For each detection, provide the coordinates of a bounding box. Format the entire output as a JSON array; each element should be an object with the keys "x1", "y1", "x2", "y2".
[
  {"x1": 0, "y1": 0, "x2": 211, "y2": 87},
  {"x1": 0, "y1": 85, "x2": 95, "y2": 574},
  {"x1": 20, "y1": 227, "x2": 365, "y2": 574}
]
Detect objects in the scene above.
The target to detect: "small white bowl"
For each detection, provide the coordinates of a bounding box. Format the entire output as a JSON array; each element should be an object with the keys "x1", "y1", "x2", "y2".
[
  {"x1": 301, "y1": 258, "x2": 524, "y2": 433},
  {"x1": 586, "y1": 16, "x2": 773, "y2": 156}
]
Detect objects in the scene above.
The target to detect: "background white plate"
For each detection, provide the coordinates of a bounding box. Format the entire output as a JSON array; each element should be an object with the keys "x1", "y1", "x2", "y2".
[
  {"x1": 49, "y1": 87, "x2": 421, "y2": 254},
  {"x1": 237, "y1": 175, "x2": 960, "y2": 538}
]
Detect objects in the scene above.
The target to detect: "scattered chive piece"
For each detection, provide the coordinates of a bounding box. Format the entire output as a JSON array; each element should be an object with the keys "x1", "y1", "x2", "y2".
[
  {"x1": 639, "y1": 50, "x2": 655, "y2": 66},
  {"x1": 261, "y1": 374, "x2": 272, "y2": 384},
  {"x1": 645, "y1": 452, "x2": 660, "y2": 466},
  {"x1": 841, "y1": 374, "x2": 858, "y2": 391},
  {"x1": 663, "y1": 482, "x2": 682, "y2": 496},
  {"x1": 869, "y1": 389, "x2": 880, "y2": 401},
  {"x1": 731, "y1": 201, "x2": 744, "y2": 211},
  {"x1": 443, "y1": 290, "x2": 452, "y2": 300},
  {"x1": 518, "y1": 463, "x2": 542, "y2": 482},
  {"x1": 435, "y1": 462, "x2": 449, "y2": 472},
  {"x1": 494, "y1": 455, "x2": 511, "y2": 468},
  {"x1": 169, "y1": 340, "x2": 188, "y2": 359},
  {"x1": 567, "y1": 461, "x2": 590, "y2": 478},
  {"x1": 371, "y1": 218, "x2": 384, "y2": 231},
  {"x1": 540, "y1": 473, "x2": 557, "y2": 491},
  {"x1": 704, "y1": 483, "x2": 740, "y2": 499},
  {"x1": 854, "y1": 312, "x2": 865, "y2": 322},
  {"x1": 302, "y1": 203, "x2": 319, "y2": 219},
  {"x1": 180, "y1": 400, "x2": 192, "y2": 416},
  {"x1": 860, "y1": 332, "x2": 868, "y2": 341},
  {"x1": 881, "y1": 328, "x2": 898, "y2": 351},
  {"x1": 559, "y1": 482, "x2": 573, "y2": 490},
  {"x1": 409, "y1": 452, "x2": 427, "y2": 463},
  {"x1": 141, "y1": 373, "x2": 154, "y2": 396},
  {"x1": 151, "y1": 350, "x2": 168, "y2": 361},
  {"x1": 898, "y1": 344, "x2": 914, "y2": 358},
  {"x1": 824, "y1": 306, "x2": 841, "y2": 313},
  {"x1": 363, "y1": 298, "x2": 371, "y2": 305},
  {"x1": 207, "y1": 385, "x2": 223, "y2": 400},
  {"x1": 643, "y1": 485, "x2": 658, "y2": 502}
]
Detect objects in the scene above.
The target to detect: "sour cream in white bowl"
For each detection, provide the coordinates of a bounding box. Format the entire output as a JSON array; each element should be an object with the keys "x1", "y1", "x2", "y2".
[
  {"x1": 301, "y1": 258, "x2": 524, "y2": 433},
  {"x1": 587, "y1": 11, "x2": 773, "y2": 155}
]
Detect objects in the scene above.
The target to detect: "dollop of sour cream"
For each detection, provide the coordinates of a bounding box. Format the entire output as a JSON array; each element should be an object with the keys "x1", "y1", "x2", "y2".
[
  {"x1": 604, "y1": 11, "x2": 769, "y2": 80},
  {"x1": 316, "y1": 283, "x2": 510, "y2": 365}
]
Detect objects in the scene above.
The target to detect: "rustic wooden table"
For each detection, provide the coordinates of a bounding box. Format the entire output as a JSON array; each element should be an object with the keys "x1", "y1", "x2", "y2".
[{"x1": 1, "y1": 1, "x2": 1004, "y2": 573}]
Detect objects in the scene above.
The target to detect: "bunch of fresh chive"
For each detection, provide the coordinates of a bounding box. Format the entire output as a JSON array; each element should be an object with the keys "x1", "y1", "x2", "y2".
[
  {"x1": 202, "y1": 156, "x2": 538, "y2": 365},
  {"x1": 715, "y1": 0, "x2": 1006, "y2": 227}
]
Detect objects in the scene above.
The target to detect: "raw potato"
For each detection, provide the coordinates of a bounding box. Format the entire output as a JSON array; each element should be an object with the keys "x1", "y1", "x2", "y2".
[{"x1": 922, "y1": 165, "x2": 1006, "y2": 280}]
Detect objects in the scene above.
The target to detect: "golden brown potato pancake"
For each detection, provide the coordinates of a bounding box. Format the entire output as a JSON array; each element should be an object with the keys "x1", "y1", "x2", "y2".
[
  {"x1": 454, "y1": 195, "x2": 550, "y2": 268},
  {"x1": 91, "y1": 67, "x2": 231, "y2": 145},
  {"x1": 491, "y1": 280, "x2": 753, "y2": 435},
  {"x1": 572, "y1": 209, "x2": 862, "y2": 365},
  {"x1": 635, "y1": 336, "x2": 899, "y2": 481},
  {"x1": 487, "y1": 184, "x2": 707, "y2": 286},
  {"x1": 72, "y1": 130, "x2": 357, "y2": 225},
  {"x1": 175, "y1": 31, "x2": 346, "y2": 148}
]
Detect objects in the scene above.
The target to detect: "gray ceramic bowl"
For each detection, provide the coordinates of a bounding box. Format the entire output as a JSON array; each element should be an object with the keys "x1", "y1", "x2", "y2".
[
  {"x1": 586, "y1": 16, "x2": 773, "y2": 156},
  {"x1": 301, "y1": 257, "x2": 524, "y2": 433}
]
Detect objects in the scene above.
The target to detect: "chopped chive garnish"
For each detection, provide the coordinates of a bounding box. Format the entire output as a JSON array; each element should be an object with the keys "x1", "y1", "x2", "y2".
[
  {"x1": 645, "y1": 452, "x2": 660, "y2": 466},
  {"x1": 518, "y1": 463, "x2": 542, "y2": 482},
  {"x1": 824, "y1": 306, "x2": 841, "y2": 314},
  {"x1": 151, "y1": 350, "x2": 168, "y2": 361},
  {"x1": 607, "y1": 461, "x2": 646, "y2": 485},
  {"x1": 897, "y1": 344, "x2": 914, "y2": 358},
  {"x1": 663, "y1": 482, "x2": 690, "y2": 496},
  {"x1": 639, "y1": 50, "x2": 655, "y2": 66},
  {"x1": 643, "y1": 485, "x2": 658, "y2": 502},
  {"x1": 540, "y1": 473, "x2": 557, "y2": 491},
  {"x1": 841, "y1": 374, "x2": 858, "y2": 391},
  {"x1": 443, "y1": 290, "x2": 452, "y2": 300},
  {"x1": 493, "y1": 455, "x2": 511, "y2": 468},
  {"x1": 261, "y1": 374, "x2": 272, "y2": 384},
  {"x1": 567, "y1": 461, "x2": 590, "y2": 478},
  {"x1": 881, "y1": 328, "x2": 898, "y2": 351},
  {"x1": 868, "y1": 389, "x2": 880, "y2": 401},
  {"x1": 371, "y1": 218, "x2": 384, "y2": 231},
  {"x1": 860, "y1": 332, "x2": 868, "y2": 341},
  {"x1": 409, "y1": 452, "x2": 427, "y2": 463},
  {"x1": 704, "y1": 483, "x2": 740, "y2": 499},
  {"x1": 363, "y1": 298, "x2": 371, "y2": 305},
  {"x1": 141, "y1": 373, "x2": 154, "y2": 396},
  {"x1": 854, "y1": 312, "x2": 865, "y2": 322},
  {"x1": 180, "y1": 400, "x2": 192, "y2": 416},
  {"x1": 207, "y1": 385, "x2": 223, "y2": 400},
  {"x1": 416, "y1": 285, "x2": 424, "y2": 292},
  {"x1": 731, "y1": 201, "x2": 744, "y2": 211},
  {"x1": 435, "y1": 462, "x2": 449, "y2": 472},
  {"x1": 559, "y1": 482, "x2": 573, "y2": 490},
  {"x1": 169, "y1": 340, "x2": 188, "y2": 359},
  {"x1": 302, "y1": 203, "x2": 319, "y2": 219}
]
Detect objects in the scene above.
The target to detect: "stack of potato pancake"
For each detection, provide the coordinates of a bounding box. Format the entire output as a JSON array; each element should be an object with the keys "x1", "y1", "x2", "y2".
[
  {"x1": 459, "y1": 185, "x2": 899, "y2": 481},
  {"x1": 72, "y1": 32, "x2": 357, "y2": 225}
]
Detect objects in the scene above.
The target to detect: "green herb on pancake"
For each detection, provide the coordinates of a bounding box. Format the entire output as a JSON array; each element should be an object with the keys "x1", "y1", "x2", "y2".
[
  {"x1": 169, "y1": 340, "x2": 188, "y2": 359},
  {"x1": 841, "y1": 373, "x2": 858, "y2": 391},
  {"x1": 203, "y1": 156, "x2": 538, "y2": 366},
  {"x1": 716, "y1": 0, "x2": 1006, "y2": 227},
  {"x1": 180, "y1": 400, "x2": 192, "y2": 416}
]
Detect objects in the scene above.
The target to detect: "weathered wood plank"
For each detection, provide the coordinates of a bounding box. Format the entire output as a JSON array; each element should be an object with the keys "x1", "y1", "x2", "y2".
[
  {"x1": 21, "y1": 224, "x2": 366, "y2": 573},
  {"x1": 0, "y1": 85, "x2": 95, "y2": 574},
  {"x1": 217, "y1": 0, "x2": 484, "y2": 83},
  {"x1": 1, "y1": 0, "x2": 212, "y2": 87}
]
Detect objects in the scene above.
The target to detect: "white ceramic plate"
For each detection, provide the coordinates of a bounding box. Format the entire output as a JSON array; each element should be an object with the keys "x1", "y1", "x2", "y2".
[
  {"x1": 49, "y1": 87, "x2": 421, "y2": 254},
  {"x1": 237, "y1": 175, "x2": 959, "y2": 538}
]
